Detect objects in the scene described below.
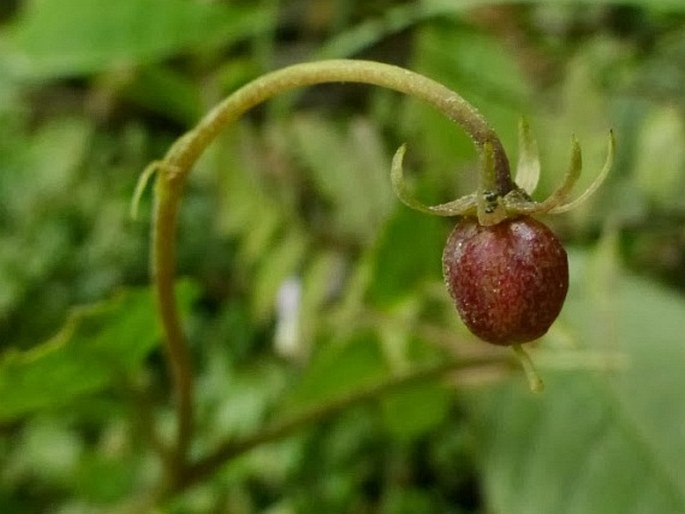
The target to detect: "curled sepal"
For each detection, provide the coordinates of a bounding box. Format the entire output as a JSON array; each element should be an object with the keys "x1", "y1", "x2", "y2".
[
  {"x1": 515, "y1": 118, "x2": 541, "y2": 195},
  {"x1": 548, "y1": 131, "x2": 615, "y2": 214},
  {"x1": 390, "y1": 144, "x2": 477, "y2": 216},
  {"x1": 510, "y1": 136, "x2": 582, "y2": 215},
  {"x1": 429, "y1": 194, "x2": 477, "y2": 216}
]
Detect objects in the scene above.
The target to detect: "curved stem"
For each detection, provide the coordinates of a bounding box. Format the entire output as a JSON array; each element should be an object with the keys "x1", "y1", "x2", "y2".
[
  {"x1": 162, "y1": 60, "x2": 510, "y2": 181},
  {"x1": 150, "y1": 59, "x2": 512, "y2": 480},
  {"x1": 153, "y1": 167, "x2": 192, "y2": 484},
  {"x1": 512, "y1": 344, "x2": 544, "y2": 393}
]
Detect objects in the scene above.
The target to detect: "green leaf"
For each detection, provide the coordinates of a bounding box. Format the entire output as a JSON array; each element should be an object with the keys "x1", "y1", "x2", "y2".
[
  {"x1": 633, "y1": 105, "x2": 685, "y2": 206},
  {"x1": 423, "y1": 0, "x2": 685, "y2": 11},
  {"x1": 381, "y1": 381, "x2": 451, "y2": 443},
  {"x1": 466, "y1": 248, "x2": 685, "y2": 513},
  {"x1": 251, "y1": 229, "x2": 309, "y2": 323},
  {"x1": 316, "y1": 3, "x2": 433, "y2": 60},
  {"x1": 6, "y1": 0, "x2": 268, "y2": 79},
  {"x1": 121, "y1": 65, "x2": 203, "y2": 125},
  {"x1": 16, "y1": 117, "x2": 93, "y2": 214},
  {"x1": 73, "y1": 453, "x2": 136, "y2": 504},
  {"x1": 285, "y1": 331, "x2": 389, "y2": 413},
  {"x1": 0, "y1": 280, "x2": 198, "y2": 421},
  {"x1": 367, "y1": 207, "x2": 445, "y2": 307},
  {"x1": 290, "y1": 116, "x2": 394, "y2": 242}
]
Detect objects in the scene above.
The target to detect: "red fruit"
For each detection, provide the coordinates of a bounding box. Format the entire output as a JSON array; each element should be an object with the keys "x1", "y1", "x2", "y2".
[{"x1": 442, "y1": 216, "x2": 568, "y2": 346}]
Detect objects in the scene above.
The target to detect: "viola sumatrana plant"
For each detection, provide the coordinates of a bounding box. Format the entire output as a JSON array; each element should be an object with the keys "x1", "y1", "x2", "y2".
[{"x1": 134, "y1": 59, "x2": 613, "y2": 492}]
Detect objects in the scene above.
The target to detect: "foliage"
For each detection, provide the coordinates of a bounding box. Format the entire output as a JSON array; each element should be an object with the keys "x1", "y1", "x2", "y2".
[{"x1": 2, "y1": 1, "x2": 685, "y2": 512}]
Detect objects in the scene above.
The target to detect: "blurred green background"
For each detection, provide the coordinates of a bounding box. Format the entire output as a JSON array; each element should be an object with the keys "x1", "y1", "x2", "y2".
[{"x1": 2, "y1": 0, "x2": 685, "y2": 512}]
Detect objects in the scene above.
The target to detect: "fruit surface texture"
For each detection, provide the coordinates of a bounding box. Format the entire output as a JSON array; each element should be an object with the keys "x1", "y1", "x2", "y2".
[{"x1": 442, "y1": 216, "x2": 568, "y2": 345}]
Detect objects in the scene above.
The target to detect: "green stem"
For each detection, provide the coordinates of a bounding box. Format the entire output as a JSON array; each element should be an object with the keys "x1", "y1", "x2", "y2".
[
  {"x1": 512, "y1": 344, "x2": 544, "y2": 393},
  {"x1": 161, "y1": 59, "x2": 510, "y2": 184},
  {"x1": 153, "y1": 169, "x2": 192, "y2": 484},
  {"x1": 149, "y1": 59, "x2": 513, "y2": 483}
]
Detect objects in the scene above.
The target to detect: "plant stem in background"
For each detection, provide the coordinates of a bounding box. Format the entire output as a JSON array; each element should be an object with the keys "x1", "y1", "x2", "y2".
[{"x1": 171, "y1": 354, "x2": 513, "y2": 496}]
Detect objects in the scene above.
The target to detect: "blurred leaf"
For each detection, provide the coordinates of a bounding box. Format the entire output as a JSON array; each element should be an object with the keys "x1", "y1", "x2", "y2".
[
  {"x1": 122, "y1": 65, "x2": 203, "y2": 125},
  {"x1": 367, "y1": 207, "x2": 445, "y2": 307},
  {"x1": 0, "y1": 280, "x2": 198, "y2": 421},
  {"x1": 214, "y1": 57, "x2": 263, "y2": 96},
  {"x1": 421, "y1": 24, "x2": 529, "y2": 106},
  {"x1": 0, "y1": 118, "x2": 93, "y2": 334},
  {"x1": 317, "y1": 3, "x2": 431, "y2": 59},
  {"x1": 6, "y1": 0, "x2": 269, "y2": 79},
  {"x1": 200, "y1": 358, "x2": 287, "y2": 443},
  {"x1": 9, "y1": 418, "x2": 82, "y2": 485},
  {"x1": 12, "y1": 117, "x2": 93, "y2": 217},
  {"x1": 73, "y1": 453, "x2": 136, "y2": 504},
  {"x1": 285, "y1": 331, "x2": 389, "y2": 412},
  {"x1": 466, "y1": 248, "x2": 685, "y2": 513},
  {"x1": 411, "y1": 20, "x2": 529, "y2": 145},
  {"x1": 318, "y1": 0, "x2": 685, "y2": 61},
  {"x1": 291, "y1": 116, "x2": 394, "y2": 242},
  {"x1": 423, "y1": 0, "x2": 685, "y2": 11},
  {"x1": 295, "y1": 250, "x2": 346, "y2": 354},
  {"x1": 381, "y1": 381, "x2": 451, "y2": 443},
  {"x1": 633, "y1": 105, "x2": 685, "y2": 206},
  {"x1": 251, "y1": 230, "x2": 308, "y2": 323},
  {"x1": 380, "y1": 488, "x2": 435, "y2": 514},
  {"x1": 213, "y1": 126, "x2": 284, "y2": 266}
]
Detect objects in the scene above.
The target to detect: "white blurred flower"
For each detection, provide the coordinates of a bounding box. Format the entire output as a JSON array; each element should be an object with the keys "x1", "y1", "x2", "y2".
[{"x1": 274, "y1": 277, "x2": 304, "y2": 361}]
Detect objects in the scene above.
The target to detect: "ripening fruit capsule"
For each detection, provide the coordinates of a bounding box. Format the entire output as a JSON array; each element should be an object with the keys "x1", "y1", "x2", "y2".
[{"x1": 442, "y1": 216, "x2": 569, "y2": 346}]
